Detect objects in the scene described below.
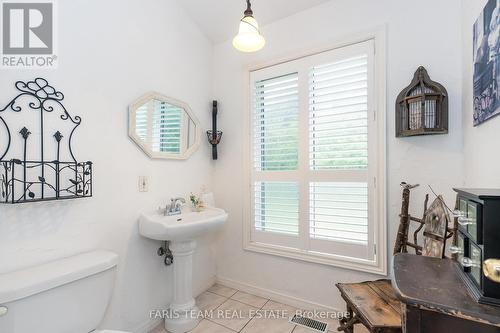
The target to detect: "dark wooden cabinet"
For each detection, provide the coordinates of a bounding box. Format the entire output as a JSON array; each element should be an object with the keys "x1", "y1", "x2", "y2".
[
  {"x1": 392, "y1": 254, "x2": 500, "y2": 333},
  {"x1": 454, "y1": 188, "x2": 500, "y2": 305}
]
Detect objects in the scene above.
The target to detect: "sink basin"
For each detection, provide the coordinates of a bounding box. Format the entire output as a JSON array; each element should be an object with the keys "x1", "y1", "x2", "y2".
[
  {"x1": 139, "y1": 207, "x2": 228, "y2": 241},
  {"x1": 138, "y1": 206, "x2": 228, "y2": 333}
]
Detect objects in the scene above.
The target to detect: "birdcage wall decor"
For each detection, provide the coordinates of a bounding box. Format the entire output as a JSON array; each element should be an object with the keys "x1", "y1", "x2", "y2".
[{"x1": 396, "y1": 66, "x2": 448, "y2": 137}]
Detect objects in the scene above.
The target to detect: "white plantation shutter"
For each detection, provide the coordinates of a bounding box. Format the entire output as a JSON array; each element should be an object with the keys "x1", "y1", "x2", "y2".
[
  {"x1": 252, "y1": 70, "x2": 300, "y2": 244},
  {"x1": 309, "y1": 55, "x2": 369, "y2": 170},
  {"x1": 254, "y1": 73, "x2": 299, "y2": 171},
  {"x1": 249, "y1": 39, "x2": 380, "y2": 265},
  {"x1": 310, "y1": 182, "x2": 368, "y2": 244},
  {"x1": 255, "y1": 182, "x2": 299, "y2": 235},
  {"x1": 307, "y1": 46, "x2": 372, "y2": 258}
]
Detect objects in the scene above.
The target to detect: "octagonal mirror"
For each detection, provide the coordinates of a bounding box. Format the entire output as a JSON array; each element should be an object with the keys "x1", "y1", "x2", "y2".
[{"x1": 129, "y1": 92, "x2": 201, "y2": 159}]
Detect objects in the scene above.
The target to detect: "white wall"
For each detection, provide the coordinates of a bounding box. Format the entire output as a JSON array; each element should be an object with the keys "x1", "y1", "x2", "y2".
[
  {"x1": 462, "y1": 0, "x2": 500, "y2": 187},
  {"x1": 212, "y1": 0, "x2": 464, "y2": 310},
  {"x1": 0, "y1": 0, "x2": 471, "y2": 327},
  {"x1": 0, "y1": 0, "x2": 215, "y2": 331}
]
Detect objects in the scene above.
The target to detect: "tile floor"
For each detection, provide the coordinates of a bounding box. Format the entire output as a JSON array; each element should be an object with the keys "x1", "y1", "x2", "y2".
[{"x1": 150, "y1": 283, "x2": 369, "y2": 333}]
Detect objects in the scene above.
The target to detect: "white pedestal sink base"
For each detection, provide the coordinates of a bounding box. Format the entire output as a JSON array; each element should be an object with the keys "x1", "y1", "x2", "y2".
[
  {"x1": 164, "y1": 307, "x2": 200, "y2": 333},
  {"x1": 139, "y1": 207, "x2": 228, "y2": 332},
  {"x1": 165, "y1": 240, "x2": 200, "y2": 333}
]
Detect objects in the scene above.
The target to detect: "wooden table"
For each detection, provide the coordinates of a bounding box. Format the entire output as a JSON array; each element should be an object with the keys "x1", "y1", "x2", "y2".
[
  {"x1": 336, "y1": 280, "x2": 402, "y2": 333},
  {"x1": 392, "y1": 253, "x2": 500, "y2": 333}
]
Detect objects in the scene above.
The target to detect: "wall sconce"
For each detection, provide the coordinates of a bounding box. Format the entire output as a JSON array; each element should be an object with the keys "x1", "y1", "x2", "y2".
[{"x1": 206, "y1": 100, "x2": 223, "y2": 160}]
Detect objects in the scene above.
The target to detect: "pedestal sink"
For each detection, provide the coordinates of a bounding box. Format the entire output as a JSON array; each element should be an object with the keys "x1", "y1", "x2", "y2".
[{"x1": 139, "y1": 207, "x2": 228, "y2": 333}]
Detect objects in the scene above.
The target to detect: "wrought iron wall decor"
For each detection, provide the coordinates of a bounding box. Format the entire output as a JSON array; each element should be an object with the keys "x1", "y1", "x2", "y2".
[
  {"x1": 396, "y1": 66, "x2": 448, "y2": 137},
  {"x1": 0, "y1": 78, "x2": 92, "y2": 204},
  {"x1": 206, "y1": 100, "x2": 223, "y2": 160}
]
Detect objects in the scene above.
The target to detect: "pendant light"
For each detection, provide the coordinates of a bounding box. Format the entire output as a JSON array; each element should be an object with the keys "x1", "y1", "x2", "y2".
[{"x1": 232, "y1": 0, "x2": 265, "y2": 53}]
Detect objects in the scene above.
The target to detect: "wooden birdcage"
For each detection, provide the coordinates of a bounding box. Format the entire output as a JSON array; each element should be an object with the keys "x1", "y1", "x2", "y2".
[{"x1": 396, "y1": 66, "x2": 448, "y2": 137}]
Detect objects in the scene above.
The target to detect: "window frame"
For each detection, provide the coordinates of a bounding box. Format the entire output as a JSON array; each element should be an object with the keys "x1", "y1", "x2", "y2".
[{"x1": 242, "y1": 29, "x2": 387, "y2": 275}]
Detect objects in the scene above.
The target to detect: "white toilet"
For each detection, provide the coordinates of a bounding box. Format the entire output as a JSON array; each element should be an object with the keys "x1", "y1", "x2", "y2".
[{"x1": 0, "y1": 250, "x2": 131, "y2": 333}]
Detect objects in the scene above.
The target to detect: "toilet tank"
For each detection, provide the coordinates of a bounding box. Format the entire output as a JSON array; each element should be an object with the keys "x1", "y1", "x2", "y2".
[{"x1": 0, "y1": 251, "x2": 119, "y2": 333}]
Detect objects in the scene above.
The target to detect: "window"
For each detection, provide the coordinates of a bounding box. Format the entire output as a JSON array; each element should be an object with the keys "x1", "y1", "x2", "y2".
[{"x1": 246, "y1": 38, "x2": 386, "y2": 274}]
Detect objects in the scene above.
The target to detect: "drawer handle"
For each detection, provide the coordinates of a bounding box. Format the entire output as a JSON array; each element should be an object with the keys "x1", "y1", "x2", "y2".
[
  {"x1": 458, "y1": 217, "x2": 475, "y2": 226},
  {"x1": 462, "y1": 257, "x2": 479, "y2": 268},
  {"x1": 484, "y1": 259, "x2": 500, "y2": 283},
  {"x1": 0, "y1": 306, "x2": 7, "y2": 317},
  {"x1": 449, "y1": 246, "x2": 463, "y2": 254}
]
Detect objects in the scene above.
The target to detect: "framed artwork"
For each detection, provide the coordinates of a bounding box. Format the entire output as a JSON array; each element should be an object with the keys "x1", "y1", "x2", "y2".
[{"x1": 473, "y1": 0, "x2": 500, "y2": 126}]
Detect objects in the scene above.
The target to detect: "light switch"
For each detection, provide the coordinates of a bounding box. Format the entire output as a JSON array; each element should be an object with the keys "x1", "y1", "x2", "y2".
[{"x1": 138, "y1": 176, "x2": 149, "y2": 192}]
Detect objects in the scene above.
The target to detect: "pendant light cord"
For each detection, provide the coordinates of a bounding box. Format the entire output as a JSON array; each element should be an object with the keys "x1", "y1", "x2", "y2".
[{"x1": 244, "y1": 0, "x2": 253, "y2": 16}]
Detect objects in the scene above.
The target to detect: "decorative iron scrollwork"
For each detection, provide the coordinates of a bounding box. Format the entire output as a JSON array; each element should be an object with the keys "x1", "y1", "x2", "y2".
[{"x1": 0, "y1": 78, "x2": 92, "y2": 204}]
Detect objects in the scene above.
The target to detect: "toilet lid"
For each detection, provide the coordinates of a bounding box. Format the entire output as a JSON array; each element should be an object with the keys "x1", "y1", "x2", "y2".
[{"x1": 95, "y1": 330, "x2": 131, "y2": 333}]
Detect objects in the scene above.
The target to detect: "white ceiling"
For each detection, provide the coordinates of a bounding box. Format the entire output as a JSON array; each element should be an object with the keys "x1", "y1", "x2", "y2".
[{"x1": 178, "y1": 0, "x2": 331, "y2": 44}]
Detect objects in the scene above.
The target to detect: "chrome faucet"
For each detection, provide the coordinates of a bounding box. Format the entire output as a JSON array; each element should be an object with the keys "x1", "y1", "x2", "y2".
[{"x1": 165, "y1": 197, "x2": 186, "y2": 216}]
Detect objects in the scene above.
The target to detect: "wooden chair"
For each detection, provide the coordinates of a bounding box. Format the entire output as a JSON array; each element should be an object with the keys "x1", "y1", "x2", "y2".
[{"x1": 336, "y1": 183, "x2": 456, "y2": 333}]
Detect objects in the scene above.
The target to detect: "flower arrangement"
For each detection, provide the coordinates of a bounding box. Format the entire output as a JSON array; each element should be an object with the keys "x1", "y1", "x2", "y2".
[{"x1": 189, "y1": 193, "x2": 205, "y2": 212}]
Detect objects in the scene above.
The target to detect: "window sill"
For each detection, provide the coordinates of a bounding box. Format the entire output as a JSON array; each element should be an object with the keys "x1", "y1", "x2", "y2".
[{"x1": 244, "y1": 240, "x2": 387, "y2": 276}]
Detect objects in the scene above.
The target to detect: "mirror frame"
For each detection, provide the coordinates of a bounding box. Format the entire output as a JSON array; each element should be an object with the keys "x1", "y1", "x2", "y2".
[{"x1": 128, "y1": 92, "x2": 201, "y2": 160}]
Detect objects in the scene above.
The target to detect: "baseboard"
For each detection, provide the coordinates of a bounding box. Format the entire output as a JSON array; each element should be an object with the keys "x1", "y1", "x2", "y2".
[
  {"x1": 128, "y1": 275, "x2": 217, "y2": 333},
  {"x1": 128, "y1": 275, "x2": 338, "y2": 333},
  {"x1": 216, "y1": 275, "x2": 342, "y2": 313},
  {"x1": 195, "y1": 274, "x2": 217, "y2": 297}
]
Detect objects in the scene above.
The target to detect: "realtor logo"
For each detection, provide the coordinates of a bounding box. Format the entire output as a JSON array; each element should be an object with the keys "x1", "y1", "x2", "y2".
[{"x1": 1, "y1": 0, "x2": 57, "y2": 68}]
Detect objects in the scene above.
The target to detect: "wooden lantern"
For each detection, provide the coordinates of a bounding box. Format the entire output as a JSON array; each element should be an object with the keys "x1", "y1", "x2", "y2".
[{"x1": 396, "y1": 66, "x2": 448, "y2": 137}]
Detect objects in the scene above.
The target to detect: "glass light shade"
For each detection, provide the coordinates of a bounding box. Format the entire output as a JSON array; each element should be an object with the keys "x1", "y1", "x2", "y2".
[{"x1": 232, "y1": 15, "x2": 265, "y2": 53}]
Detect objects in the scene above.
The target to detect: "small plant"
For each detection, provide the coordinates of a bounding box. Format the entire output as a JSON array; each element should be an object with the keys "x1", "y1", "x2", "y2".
[{"x1": 189, "y1": 193, "x2": 205, "y2": 212}]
